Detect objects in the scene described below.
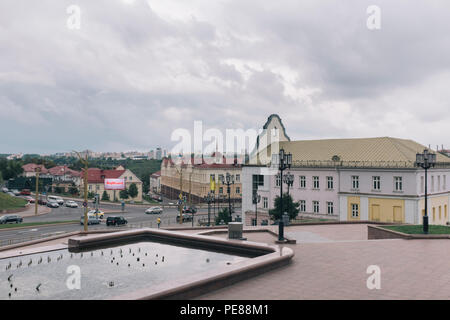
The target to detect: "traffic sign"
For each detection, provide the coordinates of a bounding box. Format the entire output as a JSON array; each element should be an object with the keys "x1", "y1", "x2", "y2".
[{"x1": 83, "y1": 201, "x2": 88, "y2": 208}]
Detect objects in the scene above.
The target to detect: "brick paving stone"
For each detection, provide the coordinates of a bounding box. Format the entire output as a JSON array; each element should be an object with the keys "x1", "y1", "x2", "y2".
[{"x1": 197, "y1": 224, "x2": 450, "y2": 300}]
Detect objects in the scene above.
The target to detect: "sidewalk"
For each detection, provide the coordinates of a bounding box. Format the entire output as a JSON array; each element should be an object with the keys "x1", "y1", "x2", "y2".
[{"x1": 16, "y1": 204, "x2": 51, "y2": 218}]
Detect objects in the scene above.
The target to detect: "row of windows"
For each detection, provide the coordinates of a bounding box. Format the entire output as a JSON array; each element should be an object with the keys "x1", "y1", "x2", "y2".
[
  {"x1": 297, "y1": 200, "x2": 335, "y2": 215},
  {"x1": 352, "y1": 176, "x2": 403, "y2": 191},
  {"x1": 216, "y1": 186, "x2": 241, "y2": 194},
  {"x1": 423, "y1": 205, "x2": 448, "y2": 221},
  {"x1": 276, "y1": 175, "x2": 334, "y2": 189},
  {"x1": 275, "y1": 175, "x2": 404, "y2": 192},
  {"x1": 210, "y1": 174, "x2": 241, "y2": 182},
  {"x1": 421, "y1": 175, "x2": 447, "y2": 193}
]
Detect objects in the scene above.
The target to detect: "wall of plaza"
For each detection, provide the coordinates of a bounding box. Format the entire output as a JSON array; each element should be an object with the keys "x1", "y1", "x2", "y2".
[{"x1": 242, "y1": 165, "x2": 450, "y2": 226}]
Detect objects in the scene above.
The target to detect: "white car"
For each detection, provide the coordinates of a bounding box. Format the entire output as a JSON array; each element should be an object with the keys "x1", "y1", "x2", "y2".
[
  {"x1": 65, "y1": 200, "x2": 78, "y2": 208},
  {"x1": 47, "y1": 195, "x2": 64, "y2": 205},
  {"x1": 145, "y1": 206, "x2": 163, "y2": 214},
  {"x1": 88, "y1": 210, "x2": 104, "y2": 219}
]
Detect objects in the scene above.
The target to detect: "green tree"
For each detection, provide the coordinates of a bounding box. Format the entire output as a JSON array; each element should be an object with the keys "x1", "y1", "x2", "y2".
[
  {"x1": 119, "y1": 189, "x2": 129, "y2": 199},
  {"x1": 69, "y1": 185, "x2": 79, "y2": 195},
  {"x1": 215, "y1": 207, "x2": 232, "y2": 225},
  {"x1": 87, "y1": 192, "x2": 95, "y2": 199},
  {"x1": 101, "y1": 190, "x2": 110, "y2": 201},
  {"x1": 269, "y1": 193, "x2": 300, "y2": 221},
  {"x1": 128, "y1": 183, "x2": 138, "y2": 198}
]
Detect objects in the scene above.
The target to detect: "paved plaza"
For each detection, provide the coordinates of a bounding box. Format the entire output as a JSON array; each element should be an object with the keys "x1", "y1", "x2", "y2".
[
  {"x1": 1, "y1": 223, "x2": 449, "y2": 300},
  {"x1": 198, "y1": 224, "x2": 450, "y2": 300}
]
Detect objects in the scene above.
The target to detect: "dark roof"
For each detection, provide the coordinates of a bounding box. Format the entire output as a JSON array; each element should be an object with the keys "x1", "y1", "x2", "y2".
[{"x1": 85, "y1": 168, "x2": 125, "y2": 183}]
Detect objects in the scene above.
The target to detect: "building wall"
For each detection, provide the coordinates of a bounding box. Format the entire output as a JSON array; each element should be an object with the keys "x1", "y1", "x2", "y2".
[
  {"x1": 418, "y1": 195, "x2": 450, "y2": 225},
  {"x1": 270, "y1": 168, "x2": 339, "y2": 216},
  {"x1": 367, "y1": 197, "x2": 405, "y2": 223},
  {"x1": 84, "y1": 169, "x2": 143, "y2": 202},
  {"x1": 161, "y1": 162, "x2": 242, "y2": 201}
]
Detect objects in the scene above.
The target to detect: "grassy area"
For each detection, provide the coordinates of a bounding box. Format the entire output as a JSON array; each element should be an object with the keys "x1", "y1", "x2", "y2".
[
  {"x1": 383, "y1": 225, "x2": 450, "y2": 235},
  {"x1": 0, "y1": 192, "x2": 28, "y2": 211},
  {"x1": 0, "y1": 220, "x2": 79, "y2": 229}
]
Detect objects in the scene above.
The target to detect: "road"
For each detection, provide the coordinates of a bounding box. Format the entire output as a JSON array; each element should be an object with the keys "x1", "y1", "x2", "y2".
[{"x1": 0, "y1": 200, "x2": 240, "y2": 246}]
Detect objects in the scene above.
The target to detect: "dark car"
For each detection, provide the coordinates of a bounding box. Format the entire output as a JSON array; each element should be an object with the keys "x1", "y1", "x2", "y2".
[
  {"x1": 176, "y1": 213, "x2": 193, "y2": 222},
  {"x1": 38, "y1": 199, "x2": 47, "y2": 205},
  {"x1": 0, "y1": 215, "x2": 23, "y2": 224},
  {"x1": 106, "y1": 216, "x2": 128, "y2": 226},
  {"x1": 182, "y1": 206, "x2": 197, "y2": 214}
]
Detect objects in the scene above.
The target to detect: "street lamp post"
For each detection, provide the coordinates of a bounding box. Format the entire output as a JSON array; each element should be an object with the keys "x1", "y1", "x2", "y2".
[
  {"x1": 277, "y1": 148, "x2": 292, "y2": 241},
  {"x1": 34, "y1": 167, "x2": 41, "y2": 216},
  {"x1": 204, "y1": 192, "x2": 214, "y2": 226},
  {"x1": 220, "y1": 173, "x2": 235, "y2": 223},
  {"x1": 283, "y1": 171, "x2": 294, "y2": 195},
  {"x1": 252, "y1": 192, "x2": 261, "y2": 226},
  {"x1": 416, "y1": 149, "x2": 436, "y2": 234}
]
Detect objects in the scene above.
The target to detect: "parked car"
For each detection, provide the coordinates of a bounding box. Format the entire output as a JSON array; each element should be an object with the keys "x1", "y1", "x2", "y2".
[
  {"x1": 176, "y1": 213, "x2": 193, "y2": 222},
  {"x1": 0, "y1": 215, "x2": 23, "y2": 224},
  {"x1": 1, "y1": 187, "x2": 8, "y2": 193},
  {"x1": 80, "y1": 215, "x2": 101, "y2": 225},
  {"x1": 88, "y1": 210, "x2": 104, "y2": 219},
  {"x1": 182, "y1": 206, "x2": 197, "y2": 214},
  {"x1": 47, "y1": 196, "x2": 64, "y2": 205},
  {"x1": 145, "y1": 206, "x2": 163, "y2": 214},
  {"x1": 21, "y1": 196, "x2": 35, "y2": 203},
  {"x1": 20, "y1": 189, "x2": 31, "y2": 196},
  {"x1": 11, "y1": 189, "x2": 21, "y2": 196},
  {"x1": 6, "y1": 192, "x2": 16, "y2": 197},
  {"x1": 38, "y1": 198, "x2": 47, "y2": 205},
  {"x1": 151, "y1": 194, "x2": 163, "y2": 202},
  {"x1": 106, "y1": 216, "x2": 128, "y2": 226},
  {"x1": 65, "y1": 200, "x2": 78, "y2": 208},
  {"x1": 47, "y1": 201, "x2": 59, "y2": 208}
]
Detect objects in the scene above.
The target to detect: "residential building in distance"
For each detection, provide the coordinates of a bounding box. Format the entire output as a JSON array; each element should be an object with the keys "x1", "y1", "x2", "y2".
[
  {"x1": 21, "y1": 163, "x2": 51, "y2": 178},
  {"x1": 149, "y1": 171, "x2": 161, "y2": 194},
  {"x1": 160, "y1": 154, "x2": 242, "y2": 204},
  {"x1": 48, "y1": 165, "x2": 82, "y2": 192},
  {"x1": 242, "y1": 114, "x2": 450, "y2": 226},
  {"x1": 79, "y1": 166, "x2": 143, "y2": 202}
]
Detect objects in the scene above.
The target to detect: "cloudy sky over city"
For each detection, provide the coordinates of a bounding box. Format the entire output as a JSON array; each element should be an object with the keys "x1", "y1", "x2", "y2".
[{"x1": 1, "y1": 0, "x2": 450, "y2": 154}]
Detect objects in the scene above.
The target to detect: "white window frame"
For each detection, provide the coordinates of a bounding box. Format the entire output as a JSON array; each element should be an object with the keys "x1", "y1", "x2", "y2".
[
  {"x1": 263, "y1": 197, "x2": 268, "y2": 209},
  {"x1": 276, "y1": 174, "x2": 281, "y2": 187},
  {"x1": 313, "y1": 176, "x2": 320, "y2": 189},
  {"x1": 351, "y1": 204, "x2": 359, "y2": 217},
  {"x1": 372, "y1": 176, "x2": 381, "y2": 191},
  {"x1": 327, "y1": 201, "x2": 334, "y2": 215},
  {"x1": 327, "y1": 176, "x2": 334, "y2": 189},
  {"x1": 313, "y1": 201, "x2": 319, "y2": 213},
  {"x1": 299, "y1": 176, "x2": 306, "y2": 189},
  {"x1": 394, "y1": 176, "x2": 403, "y2": 192},
  {"x1": 300, "y1": 200, "x2": 306, "y2": 212},
  {"x1": 351, "y1": 176, "x2": 359, "y2": 190}
]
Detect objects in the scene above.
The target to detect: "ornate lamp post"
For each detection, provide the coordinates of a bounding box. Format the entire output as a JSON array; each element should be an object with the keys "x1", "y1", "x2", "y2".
[
  {"x1": 34, "y1": 167, "x2": 41, "y2": 216},
  {"x1": 252, "y1": 192, "x2": 261, "y2": 226},
  {"x1": 277, "y1": 148, "x2": 292, "y2": 241},
  {"x1": 416, "y1": 149, "x2": 436, "y2": 234},
  {"x1": 220, "y1": 173, "x2": 235, "y2": 223},
  {"x1": 283, "y1": 171, "x2": 294, "y2": 195},
  {"x1": 204, "y1": 192, "x2": 214, "y2": 226}
]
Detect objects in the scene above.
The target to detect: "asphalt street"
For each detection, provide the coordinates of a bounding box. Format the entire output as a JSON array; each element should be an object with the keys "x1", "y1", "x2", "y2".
[{"x1": 0, "y1": 200, "x2": 239, "y2": 246}]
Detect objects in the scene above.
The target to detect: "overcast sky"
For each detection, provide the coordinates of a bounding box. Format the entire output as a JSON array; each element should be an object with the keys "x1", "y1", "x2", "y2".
[{"x1": 1, "y1": 0, "x2": 450, "y2": 154}]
